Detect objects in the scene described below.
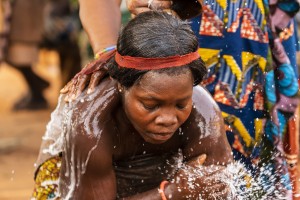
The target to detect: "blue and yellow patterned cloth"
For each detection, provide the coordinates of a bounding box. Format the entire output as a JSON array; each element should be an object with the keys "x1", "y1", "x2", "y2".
[{"x1": 190, "y1": 0, "x2": 299, "y2": 196}]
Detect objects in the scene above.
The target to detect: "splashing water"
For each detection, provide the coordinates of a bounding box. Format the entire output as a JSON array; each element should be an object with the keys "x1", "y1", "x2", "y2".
[
  {"x1": 39, "y1": 92, "x2": 292, "y2": 200},
  {"x1": 173, "y1": 159, "x2": 292, "y2": 199},
  {"x1": 61, "y1": 87, "x2": 116, "y2": 199}
]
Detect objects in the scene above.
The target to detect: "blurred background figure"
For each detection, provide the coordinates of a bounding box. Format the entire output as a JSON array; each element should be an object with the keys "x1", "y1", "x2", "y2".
[
  {"x1": 2, "y1": 0, "x2": 48, "y2": 111},
  {"x1": 0, "y1": 0, "x2": 82, "y2": 198},
  {"x1": 0, "y1": 0, "x2": 82, "y2": 111},
  {"x1": 0, "y1": 0, "x2": 10, "y2": 61},
  {"x1": 41, "y1": 0, "x2": 81, "y2": 87}
]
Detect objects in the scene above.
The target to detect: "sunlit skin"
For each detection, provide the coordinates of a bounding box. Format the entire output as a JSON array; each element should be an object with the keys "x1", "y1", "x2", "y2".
[
  {"x1": 58, "y1": 70, "x2": 233, "y2": 200},
  {"x1": 122, "y1": 70, "x2": 193, "y2": 144}
]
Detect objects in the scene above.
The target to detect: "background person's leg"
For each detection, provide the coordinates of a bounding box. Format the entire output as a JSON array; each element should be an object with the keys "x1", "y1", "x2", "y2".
[
  {"x1": 6, "y1": 42, "x2": 49, "y2": 110},
  {"x1": 11, "y1": 66, "x2": 49, "y2": 110}
]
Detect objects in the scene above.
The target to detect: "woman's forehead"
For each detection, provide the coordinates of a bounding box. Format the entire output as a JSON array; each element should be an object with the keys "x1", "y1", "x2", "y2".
[
  {"x1": 141, "y1": 69, "x2": 192, "y2": 83},
  {"x1": 132, "y1": 70, "x2": 193, "y2": 94}
]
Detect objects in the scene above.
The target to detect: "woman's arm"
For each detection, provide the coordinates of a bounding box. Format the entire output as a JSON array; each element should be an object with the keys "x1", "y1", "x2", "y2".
[
  {"x1": 60, "y1": 0, "x2": 122, "y2": 100},
  {"x1": 59, "y1": 78, "x2": 120, "y2": 199},
  {"x1": 78, "y1": 0, "x2": 122, "y2": 54},
  {"x1": 169, "y1": 85, "x2": 234, "y2": 199},
  {"x1": 123, "y1": 87, "x2": 233, "y2": 200},
  {"x1": 121, "y1": 154, "x2": 229, "y2": 200},
  {"x1": 61, "y1": 0, "x2": 202, "y2": 99},
  {"x1": 182, "y1": 85, "x2": 233, "y2": 165}
]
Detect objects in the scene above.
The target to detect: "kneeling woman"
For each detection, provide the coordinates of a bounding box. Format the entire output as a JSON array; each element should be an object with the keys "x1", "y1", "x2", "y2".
[{"x1": 32, "y1": 11, "x2": 233, "y2": 200}]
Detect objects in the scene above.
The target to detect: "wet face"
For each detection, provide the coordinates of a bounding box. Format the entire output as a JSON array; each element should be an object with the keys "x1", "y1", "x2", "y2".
[{"x1": 122, "y1": 70, "x2": 194, "y2": 144}]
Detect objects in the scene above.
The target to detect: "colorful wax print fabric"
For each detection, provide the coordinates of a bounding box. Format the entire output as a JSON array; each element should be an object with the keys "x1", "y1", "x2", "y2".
[
  {"x1": 191, "y1": 0, "x2": 299, "y2": 197},
  {"x1": 31, "y1": 156, "x2": 61, "y2": 200}
]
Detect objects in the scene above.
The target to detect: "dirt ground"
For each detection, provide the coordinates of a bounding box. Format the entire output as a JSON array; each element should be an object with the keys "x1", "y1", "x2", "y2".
[{"x1": 0, "y1": 51, "x2": 61, "y2": 200}]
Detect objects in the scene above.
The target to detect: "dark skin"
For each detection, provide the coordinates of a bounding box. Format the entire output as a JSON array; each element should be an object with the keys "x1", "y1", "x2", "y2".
[
  {"x1": 60, "y1": 0, "x2": 203, "y2": 102},
  {"x1": 59, "y1": 70, "x2": 233, "y2": 199}
]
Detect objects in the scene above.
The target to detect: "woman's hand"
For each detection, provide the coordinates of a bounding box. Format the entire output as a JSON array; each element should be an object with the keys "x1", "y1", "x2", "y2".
[
  {"x1": 60, "y1": 0, "x2": 203, "y2": 102},
  {"x1": 169, "y1": 154, "x2": 232, "y2": 199},
  {"x1": 60, "y1": 50, "x2": 115, "y2": 102}
]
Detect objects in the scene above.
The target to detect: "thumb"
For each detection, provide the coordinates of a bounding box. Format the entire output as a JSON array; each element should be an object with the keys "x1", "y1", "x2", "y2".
[
  {"x1": 198, "y1": 154, "x2": 207, "y2": 165},
  {"x1": 187, "y1": 154, "x2": 207, "y2": 167}
]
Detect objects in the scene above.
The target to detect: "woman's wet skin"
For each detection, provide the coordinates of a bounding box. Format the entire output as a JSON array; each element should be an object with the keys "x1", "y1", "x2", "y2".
[
  {"x1": 122, "y1": 70, "x2": 194, "y2": 144},
  {"x1": 60, "y1": 70, "x2": 232, "y2": 199},
  {"x1": 66, "y1": 69, "x2": 232, "y2": 164}
]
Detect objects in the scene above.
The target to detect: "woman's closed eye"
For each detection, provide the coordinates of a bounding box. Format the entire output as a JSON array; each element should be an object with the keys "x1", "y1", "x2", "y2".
[
  {"x1": 176, "y1": 103, "x2": 188, "y2": 110},
  {"x1": 142, "y1": 102, "x2": 159, "y2": 111},
  {"x1": 141, "y1": 102, "x2": 189, "y2": 111}
]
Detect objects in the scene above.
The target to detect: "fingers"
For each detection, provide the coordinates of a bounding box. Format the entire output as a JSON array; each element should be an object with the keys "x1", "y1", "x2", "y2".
[
  {"x1": 198, "y1": 154, "x2": 207, "y2": 165},
  {"x1": 62, "y1": 67, "x2": 108, "y2": 102},
  {"x1": 199, "y1": 171, "x2": 232, "y2": 197},
  {"x1": 130, "y1": 7, "x2": 152, "y2": 16},
  {"x1": 204, "y1": 182, "x2": 231, "y2": 199},
  {"x1": 63, "y1": 74, "x2": 89, "y2": 102},
  {"x1": 73, "y1": 74, "x2": 90, "y2": 99},
  {"x1": 149, "y1": 0, "x2": 173, "y2": 10},
  {"x1": 187, "y1": 154, "x2": 207, "y2": 168},
  {"x1": 60, "y1": 80, "x2": 73, "y2": 94},
  {"x1": 64, "y1": 78, "x2": 78, "y2": 102},
  {"x1": 163, "y1": 9, "x2": 179, "y2": 17},
  {"x1": 127, "y1": 0, "x2": 173, "y2": 15},
  {"x1": 87, "y1": 71, "x2": 105, "y2": 94},
  {"x1": 128, "y1": 0, "x2": 172, "y2": 8}
]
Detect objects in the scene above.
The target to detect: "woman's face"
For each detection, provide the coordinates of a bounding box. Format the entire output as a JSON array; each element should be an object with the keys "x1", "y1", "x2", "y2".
[{"x1": 122, "y1": 70, "x2": 194, "y2": 144}]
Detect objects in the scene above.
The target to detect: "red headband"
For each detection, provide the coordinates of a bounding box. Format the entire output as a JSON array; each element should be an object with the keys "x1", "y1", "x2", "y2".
[{"x1": 115, "y1": 50, "x2": 200, "y2": 70}]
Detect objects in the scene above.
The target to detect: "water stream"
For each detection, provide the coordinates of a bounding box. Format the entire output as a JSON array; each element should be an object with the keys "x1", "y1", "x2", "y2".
[{"x1": 40, "y1": 92, "x2": 293, "y2": 200}]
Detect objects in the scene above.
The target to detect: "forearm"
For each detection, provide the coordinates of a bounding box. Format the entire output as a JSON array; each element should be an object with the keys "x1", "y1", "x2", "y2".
[
  {"x1": 123, "y1": 178, "x2": 231, "y2": 200},
  {"x1": 78, "y1": 0, "x2": 122, "y2": 54},
  {"x1": 123, "y1": 182, "x2": 182, "y2": 200}
]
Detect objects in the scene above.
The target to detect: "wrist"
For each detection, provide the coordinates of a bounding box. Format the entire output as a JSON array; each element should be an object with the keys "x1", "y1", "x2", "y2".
[
  {"x1": 94, "y1": 45, "x2": 117, "y2": 59},
  {"x1": 163, "y1": 181, "x2": 189, "y2": 200},
  {"x1": 159, "y1": 180, "x2": 169, "y2": 200},
  {"x1": 164, "y1": 180, "x2": 197, "y2": 200}
]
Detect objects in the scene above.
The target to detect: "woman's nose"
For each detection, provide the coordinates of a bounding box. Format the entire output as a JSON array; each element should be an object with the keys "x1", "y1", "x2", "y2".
[{"x1": 155, "y1": 111, "x2": 178, "y2": 127}]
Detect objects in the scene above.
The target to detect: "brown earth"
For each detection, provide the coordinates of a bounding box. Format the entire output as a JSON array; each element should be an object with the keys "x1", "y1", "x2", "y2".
[{"x1": 0, "y1": 50, "x2": 61, "y2": 200}]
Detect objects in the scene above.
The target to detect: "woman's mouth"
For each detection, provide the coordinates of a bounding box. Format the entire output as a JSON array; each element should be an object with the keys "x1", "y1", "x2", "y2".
[{"x1": 147, "y1": 132, "x2": 174, "y2": 141}]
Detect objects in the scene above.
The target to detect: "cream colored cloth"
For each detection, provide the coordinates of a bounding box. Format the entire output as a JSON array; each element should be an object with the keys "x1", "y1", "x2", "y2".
[
  {"x1": 0, "y1": 0, "x2": 11, "y2": 33},
  {"x1": 0, "y1": 0, "x2": 11, "y2": 61},
  {"x1": 3, "y1": 0, "x2": 45, "y2": 65}
]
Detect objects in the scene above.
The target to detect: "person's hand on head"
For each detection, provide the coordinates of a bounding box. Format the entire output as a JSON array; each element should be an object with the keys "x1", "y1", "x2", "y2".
[
  {"x1": 126, "y1": 0, "x2": 174, "y2": 18},
  {"x1": 61, "y1": 0, "x2": 203, "y2": 103},
  {"x1": 127, "y1": 0, "x2": 203, "y2": 19},
  {"x1": 60, "y1": 47, "x2": 116, "y2": 102}
]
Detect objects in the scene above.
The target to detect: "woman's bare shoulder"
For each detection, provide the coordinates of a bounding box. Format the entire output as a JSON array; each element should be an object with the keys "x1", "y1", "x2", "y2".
[
  {"x1": 68, "y1": 78, "x2": 120, "y2": 138},
  {"x1": 192, "y1": 85, "x2": 221, "y2": 115},
  {"x1": 76, "y1": 77, "x2": 118, "y2": 105},
  {"x1": 183, "y1": 85, "x2": 224, "y2": 139},
  {"x1": 62, "y1": 78, "x2": 119, "y2": 170}
]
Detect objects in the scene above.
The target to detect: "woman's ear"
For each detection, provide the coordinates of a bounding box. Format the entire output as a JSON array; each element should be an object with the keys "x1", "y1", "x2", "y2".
[{"x1": 117, "y1": 83, "x2": 124, "y2": 93}]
